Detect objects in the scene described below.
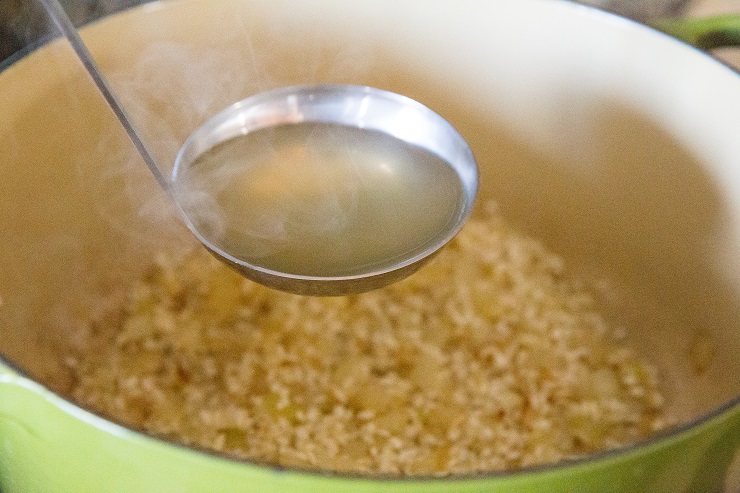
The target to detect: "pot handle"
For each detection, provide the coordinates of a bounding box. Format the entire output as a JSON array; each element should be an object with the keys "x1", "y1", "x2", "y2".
[{"x1": 653, "y1": 14, "x2": 740, "y2": 50}]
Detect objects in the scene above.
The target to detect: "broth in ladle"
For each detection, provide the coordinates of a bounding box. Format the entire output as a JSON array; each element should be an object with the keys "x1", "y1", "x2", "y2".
[{"x1": 173, "y1": 122, "x2": 465, "y2": 278}]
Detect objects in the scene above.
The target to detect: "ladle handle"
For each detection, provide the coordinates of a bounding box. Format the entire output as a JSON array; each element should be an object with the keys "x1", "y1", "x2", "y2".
[
  {"x1": 38, "y1": 0, "x2": 170, "y2": 192},
  {"x1": 0, "y1": 358, "x2": 19, "y2": 378},
  {"x1": 654, "y1": 14, "x2": 740, "y2": 50}
]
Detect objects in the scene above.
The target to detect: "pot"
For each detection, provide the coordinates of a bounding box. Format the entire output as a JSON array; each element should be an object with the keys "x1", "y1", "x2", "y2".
[{"x1": 1, "y1": 0, "x2": 740, "y2": 491}]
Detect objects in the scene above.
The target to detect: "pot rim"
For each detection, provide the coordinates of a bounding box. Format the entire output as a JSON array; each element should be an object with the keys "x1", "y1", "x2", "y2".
[
  {"x1": 1, "y1": 0, "x2": 739, "y2": 482},
  {"x1": 1, "y1": 351, "x2": 739, "y2": 481}
]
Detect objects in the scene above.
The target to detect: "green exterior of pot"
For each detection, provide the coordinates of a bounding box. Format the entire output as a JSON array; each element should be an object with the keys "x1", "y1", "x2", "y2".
[
  {"x1": 653, "y1": 15, "x2": 740, "y2": 50},
  {"x1": 1, "y1": 360, "x2": 739, "y2": 492}
]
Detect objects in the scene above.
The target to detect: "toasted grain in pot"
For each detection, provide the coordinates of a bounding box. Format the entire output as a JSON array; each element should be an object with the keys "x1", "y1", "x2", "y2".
[{"x1": 58, "y1": 203, "x2": 672, "y2": 476}]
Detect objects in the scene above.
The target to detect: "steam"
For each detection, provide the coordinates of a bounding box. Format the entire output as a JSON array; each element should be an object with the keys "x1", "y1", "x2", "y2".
[
  {"x1": 81, "y1": 4, "x2": 377, "y2": 255},
  {"x1": 173, "y1": 123, "x2": 362, "y2": 261}
]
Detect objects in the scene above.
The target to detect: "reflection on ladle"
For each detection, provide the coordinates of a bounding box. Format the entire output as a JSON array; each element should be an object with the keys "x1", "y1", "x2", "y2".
[{"x1": 41, "y1": 0, "x2": 478, "y2": 295}]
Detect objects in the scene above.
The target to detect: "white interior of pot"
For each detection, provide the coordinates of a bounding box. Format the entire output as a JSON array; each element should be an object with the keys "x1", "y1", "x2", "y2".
[{"x1": 1, "y1": 0, "x2": 739, "y2": 433}]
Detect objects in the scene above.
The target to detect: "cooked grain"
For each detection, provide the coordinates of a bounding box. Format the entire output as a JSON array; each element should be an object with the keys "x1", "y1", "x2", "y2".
[{"x1": 59, "y1": 203, "x2": 671, "y2": 475}]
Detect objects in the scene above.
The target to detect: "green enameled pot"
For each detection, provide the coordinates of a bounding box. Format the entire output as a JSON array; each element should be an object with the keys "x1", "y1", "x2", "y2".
[{"x1": 1, "y1": 1, "x2": 739, "y2": 491}]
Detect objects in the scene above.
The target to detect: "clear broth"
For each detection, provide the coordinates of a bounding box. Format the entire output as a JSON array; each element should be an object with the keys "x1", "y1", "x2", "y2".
[{"x1": 174, "y1": 123, "x2": 464, "y2": 277}]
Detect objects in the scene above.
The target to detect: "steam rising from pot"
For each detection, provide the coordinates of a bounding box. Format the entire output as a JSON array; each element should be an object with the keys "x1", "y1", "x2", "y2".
[{"x1": 94, "y1": 22, "x2": 377, "y2": 248}]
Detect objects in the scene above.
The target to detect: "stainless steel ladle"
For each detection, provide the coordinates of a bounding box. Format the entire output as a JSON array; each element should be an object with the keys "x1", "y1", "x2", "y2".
[{"x1": 41, "y1": 0, "x2": 478, "y2": 295}]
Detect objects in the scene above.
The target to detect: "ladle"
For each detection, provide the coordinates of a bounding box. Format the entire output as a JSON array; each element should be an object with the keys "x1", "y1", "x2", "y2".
[{"x1": 40, "y1": 0, "x2": 478, "y2": 295}]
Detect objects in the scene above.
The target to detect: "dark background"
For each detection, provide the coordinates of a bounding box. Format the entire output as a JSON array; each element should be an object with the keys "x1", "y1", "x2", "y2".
[
  {"x1": 0, "y1": 0, "x2": 149, "y2": 67},
  {"x1": 1, "y1": 1, "x2": 698, "y2": 69}
]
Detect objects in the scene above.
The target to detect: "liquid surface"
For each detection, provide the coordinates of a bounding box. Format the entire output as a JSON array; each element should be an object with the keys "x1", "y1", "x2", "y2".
[{"x1": 173, "y1": 123, "x2": 464, "y2": 277}]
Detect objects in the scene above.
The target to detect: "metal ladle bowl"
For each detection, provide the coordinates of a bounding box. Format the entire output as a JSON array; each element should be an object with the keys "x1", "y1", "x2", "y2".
[
  {"x1": 172, "y1": 85, "x2": 478, "y2": 295},
  {"x1": 41, "y1": 0, "x2": 477, "y2": 296}
]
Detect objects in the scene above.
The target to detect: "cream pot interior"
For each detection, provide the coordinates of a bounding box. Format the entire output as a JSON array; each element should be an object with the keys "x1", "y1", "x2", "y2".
[{"x1": 0, "y1": 0, "x2": 739, "y2": 484}]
